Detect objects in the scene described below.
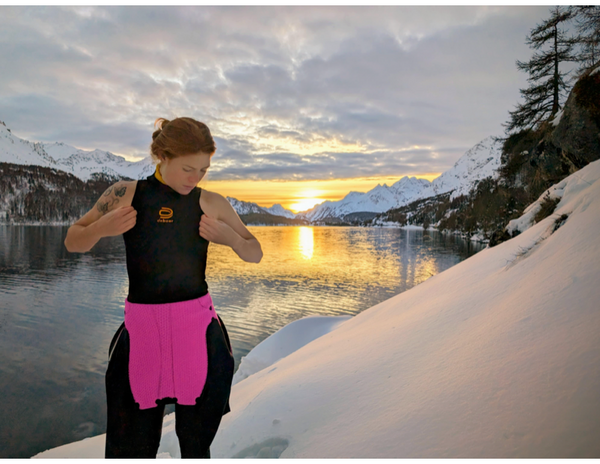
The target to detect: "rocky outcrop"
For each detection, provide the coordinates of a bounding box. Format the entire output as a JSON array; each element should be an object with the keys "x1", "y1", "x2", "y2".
[
  {"x1": 550, "y1": 64, "x2": 600, "y2": 172},
  {"x1": 487, "y1": 68, "x2": 600, "y2": 246}
]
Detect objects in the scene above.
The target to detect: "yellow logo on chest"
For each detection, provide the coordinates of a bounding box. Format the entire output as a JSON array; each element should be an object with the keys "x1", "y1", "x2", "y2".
[{"x1": 157, "y1": 207, "x2": 173, "y2": 223}]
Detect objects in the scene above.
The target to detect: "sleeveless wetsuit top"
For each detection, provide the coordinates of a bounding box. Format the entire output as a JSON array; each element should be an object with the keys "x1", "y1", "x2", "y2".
[{"x1": 123, "y1": 169, "x2": 209, "y2": 304}]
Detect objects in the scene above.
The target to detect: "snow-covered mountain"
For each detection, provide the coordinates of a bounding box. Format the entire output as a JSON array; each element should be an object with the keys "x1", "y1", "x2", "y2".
[
  {"x1": 42, "y1": 142, "x2": 155, "y2": 181},
  {"x1": 297, "y1": 177, "x2": 432, "y2": 222},
  {"x1": 297, "y1": 136, "x2": 503, "y2": 222},
  {"x1": 226, "y1": 197, "x2": 296, "y2": 219},
  {"x1": 0, "y1": 121, "x2": 154, "y2": 181},
  {"x1": 225, "y1": 197, "x2": 268, "y2": 215},
  {"x1": 262, "y1": 204, "x2": 297, "y2": 219},
  {"x1": 430, "y1": 136, "x2": 503, "y2": 199}
]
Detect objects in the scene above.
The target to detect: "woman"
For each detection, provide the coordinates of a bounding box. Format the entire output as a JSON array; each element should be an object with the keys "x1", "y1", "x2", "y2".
[{"x1": 64, "y1": 117, "x2": 263, "y2": 458}]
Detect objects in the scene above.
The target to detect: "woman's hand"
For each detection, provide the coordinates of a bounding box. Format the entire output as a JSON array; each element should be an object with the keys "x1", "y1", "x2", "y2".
[
  {"x1": 199, "y1": 214, "x2": 240, "y2": 247},
  {"x1": 94, "y1": 206, "x2": 137, "y2": 237}
]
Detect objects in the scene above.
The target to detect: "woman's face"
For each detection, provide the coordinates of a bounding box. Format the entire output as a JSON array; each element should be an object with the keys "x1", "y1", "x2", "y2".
[{"x1": 158, "y1": 152, "x2": 212, "y2": 195}]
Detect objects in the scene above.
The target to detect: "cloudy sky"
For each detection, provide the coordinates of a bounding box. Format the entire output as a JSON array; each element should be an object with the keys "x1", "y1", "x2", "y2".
[{"x1": 1, "y1": 6, "x2": 552, "y2": 210}]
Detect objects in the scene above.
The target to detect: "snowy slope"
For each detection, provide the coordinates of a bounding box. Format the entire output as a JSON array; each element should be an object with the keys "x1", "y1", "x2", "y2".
[
  {"x1": 231, "y1": 315, "x2": 352, "y2": 385},
  {"x1": 0, "y1": 122, "x2": 153, "y2": 181},
  {"x1": 430, "y1": 136, "x2": 503, "y2": 199},
  {"x1": 262, "y1": 203, "x2": 296, "y2": 219},
  {"x1": 0, "y1": 121, "x2": 58, "y2": 168},
  {"x1": 298, "y1": 136, "x2": 503, "y2": 221},
  {"x1": 42, "y1": 142, "x2": 155, "y2": 181},
  {"x1": 225, "y1": 197, "x2": 269, "y2": 215},
  {"x1": 225, "y1": 197, "x2": 296, "y2": 219},
  {"x1": 34, "y1": 158, "x2": 600, "y2": 458}
]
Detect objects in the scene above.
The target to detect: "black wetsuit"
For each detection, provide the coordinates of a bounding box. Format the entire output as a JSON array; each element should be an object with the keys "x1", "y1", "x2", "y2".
[{"x1": 105, "y1": 172, "x2": 234, "y2": 458}]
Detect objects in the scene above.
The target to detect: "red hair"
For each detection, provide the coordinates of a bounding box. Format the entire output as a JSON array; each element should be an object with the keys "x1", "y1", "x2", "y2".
[{"x1": 150, "y1": 117, "x2": 215, "y2": 162}]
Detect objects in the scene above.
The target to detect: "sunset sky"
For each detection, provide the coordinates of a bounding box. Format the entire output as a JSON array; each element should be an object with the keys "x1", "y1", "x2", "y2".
[{"x1": 0, "y1": 6, "x2": 551, "y2": 212}]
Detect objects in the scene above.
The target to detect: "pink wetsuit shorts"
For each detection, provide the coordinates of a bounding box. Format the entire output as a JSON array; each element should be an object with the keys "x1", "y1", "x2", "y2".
[{"x1": 124, "y1": 292, "x2": 219, "y2": 410}]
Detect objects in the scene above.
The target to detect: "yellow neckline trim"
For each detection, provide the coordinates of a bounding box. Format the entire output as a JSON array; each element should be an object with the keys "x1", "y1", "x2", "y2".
[{"x1": 155, "y1": 164, "x2": 167, "y2": 185}]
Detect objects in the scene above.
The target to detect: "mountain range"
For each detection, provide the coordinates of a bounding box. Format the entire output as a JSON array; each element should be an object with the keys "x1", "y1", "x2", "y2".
[
  {"x1": 0, "y1": 120, "x2": 501, "y2": 222},
  {"x1": 297, "y1": 136, "x2": 502, "y2": 222}
]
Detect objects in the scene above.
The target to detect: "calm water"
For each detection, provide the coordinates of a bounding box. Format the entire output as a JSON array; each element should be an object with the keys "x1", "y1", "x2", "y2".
[{"x1": 0, "y1": 225, "x2": 484, "y2": 458}]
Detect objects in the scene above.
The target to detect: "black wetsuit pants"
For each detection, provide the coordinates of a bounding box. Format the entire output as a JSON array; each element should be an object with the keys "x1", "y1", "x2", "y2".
[{"x1": 105, "y1": 315, "x2": 235, "y2": 458}]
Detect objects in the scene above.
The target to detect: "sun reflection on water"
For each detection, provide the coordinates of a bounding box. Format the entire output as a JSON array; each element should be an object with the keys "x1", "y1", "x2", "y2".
[{"x1": 298, "y1": 226, "x2": 314, "y2": 260}]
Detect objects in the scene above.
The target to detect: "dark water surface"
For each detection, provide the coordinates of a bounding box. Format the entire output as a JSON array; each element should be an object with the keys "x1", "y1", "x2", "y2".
[{"x1": 0, "y1": 225, "x2": 484, "y2": 458}]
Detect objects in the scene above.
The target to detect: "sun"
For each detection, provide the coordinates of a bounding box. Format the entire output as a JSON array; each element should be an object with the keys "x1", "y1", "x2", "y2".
[{"x1": 289, "y1": 198, "x2": 325, "y2": 213}]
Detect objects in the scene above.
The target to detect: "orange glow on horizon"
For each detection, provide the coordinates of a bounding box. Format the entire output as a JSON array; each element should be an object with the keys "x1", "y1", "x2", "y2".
[{"x1": 202, "y1": 173, "x2": 442, "y2": 213}]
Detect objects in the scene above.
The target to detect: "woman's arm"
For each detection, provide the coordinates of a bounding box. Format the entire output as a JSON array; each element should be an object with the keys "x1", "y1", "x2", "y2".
[
  {"x1": 199, "y1": 193, "x2": 263, "y2": 264},
  {"x1": 64, "y1": 182, "x2": 137, "y2": 253}
]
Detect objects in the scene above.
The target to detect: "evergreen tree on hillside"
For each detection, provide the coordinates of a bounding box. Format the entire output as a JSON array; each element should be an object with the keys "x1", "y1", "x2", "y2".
[
  {"x1": 569, "y1": 6, "x2": 600, "y2": 74},
  {"x1": 504, "y1": 7, "x2": 576, "y2": 133}
]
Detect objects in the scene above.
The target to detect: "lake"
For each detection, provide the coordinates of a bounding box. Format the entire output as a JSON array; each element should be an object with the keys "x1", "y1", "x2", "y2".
[{"x1": 0, "y1": 225, "x2": 484, "y2": 458}]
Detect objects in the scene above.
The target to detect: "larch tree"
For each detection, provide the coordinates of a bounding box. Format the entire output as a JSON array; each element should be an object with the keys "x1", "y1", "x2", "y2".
[
  {"x1": 570, "y1": 5, "x2": 600, "y2": 74},
  {"x1": 504, "y1": 7, "x2": 576, "y2": 134}
]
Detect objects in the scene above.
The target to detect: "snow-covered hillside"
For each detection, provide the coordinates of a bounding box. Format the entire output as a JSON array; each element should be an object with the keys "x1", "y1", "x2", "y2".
[
  {"x1": 224, "y1": 197, "x2": 296, "y2": 218},
  {"x1": 225, "y1": 196, "x2": 267, "y2": 215},
  {"x1": 0, "y1": 121, "x2": 154, "y2": 181},
  {"x1": 42, "y1": 142, "x2": 155, "y2": 181},
  {"x1": 430, "y1": 136, "x2": 503, "y2": 199},
  {"x1": 0, "y1": 121, "x2": 59, "y2": 168},
  {"x1": 298, "y1": 136, "x2": 503, "y2": 221},
  {"x1": 34, "y1": 158, "x2": 600, "y2": 458},
  {"x1": 262, "y1": 203, "x2": 296, "y2": 219}
]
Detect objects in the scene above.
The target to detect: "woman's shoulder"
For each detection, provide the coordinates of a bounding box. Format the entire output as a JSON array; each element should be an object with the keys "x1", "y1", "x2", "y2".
[{"x1": 199, "y1": 189, "x2": 230, "y2": 218}]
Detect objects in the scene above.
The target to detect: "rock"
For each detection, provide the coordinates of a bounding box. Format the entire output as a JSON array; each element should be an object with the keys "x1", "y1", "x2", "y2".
[
  {"x1": 488, "y1": 228, "x2": 511, "y2": 248},
  {"x1": 550, "y1": 65, "x2": 600, "y2": 172}
]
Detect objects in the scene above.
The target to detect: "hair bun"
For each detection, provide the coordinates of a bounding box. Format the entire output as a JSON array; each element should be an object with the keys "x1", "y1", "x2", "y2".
[{"x1": 152, "y1": 118, "x2": 171, "y2": 140}]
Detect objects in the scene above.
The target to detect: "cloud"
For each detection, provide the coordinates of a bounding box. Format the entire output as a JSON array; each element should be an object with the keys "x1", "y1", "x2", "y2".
[{"x1": 0, "y1": 6, "x2": 551, "y2": 180}]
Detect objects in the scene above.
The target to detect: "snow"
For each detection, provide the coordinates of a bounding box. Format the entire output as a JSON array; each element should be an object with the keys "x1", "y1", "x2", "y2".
[
  {"x1": 551, "y1": 109, "x2": 564, "y2": 126},
  {"x1": 225, "y1": 197, "x2": 296, "y2": 219},
  {"x1": 232, "y1": 315, "x2": 352, "y2": 385},
  {"x1": 33, "y1": 158, "x2": 600, "y2": 458},
  {"x1": 506, "y1": 176, "x2": 567, "y2": 236},
  {"x1": 262, "y1": 203, "x2": 296, "y2": 219},
  {"x1": 431, "y1": 136, "x2": 503, "y2": 200},
  {"x1": 469, "y1": 232, "x2": 486, "y2": 242}
]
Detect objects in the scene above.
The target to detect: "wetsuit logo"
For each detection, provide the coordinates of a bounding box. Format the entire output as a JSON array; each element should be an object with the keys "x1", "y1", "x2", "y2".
[{"x1": 158, "y1": 207, "x2": 174, "y2": 223}]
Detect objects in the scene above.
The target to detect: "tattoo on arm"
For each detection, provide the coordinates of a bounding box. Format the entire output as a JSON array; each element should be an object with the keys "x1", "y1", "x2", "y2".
[
  {"x1": 96, "y1": 184, "x2": 126, "y2": 215},
  {"x1": 115, "y1": 185, "x2": 127, "y2": 197},
  {"x1": 96, "y1": 197, "x2": 120, "y2": 215}
]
